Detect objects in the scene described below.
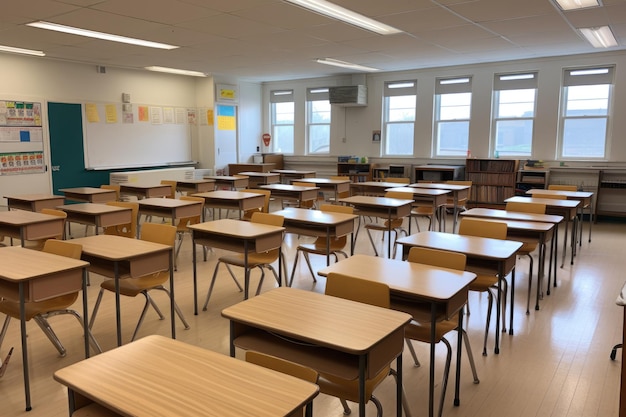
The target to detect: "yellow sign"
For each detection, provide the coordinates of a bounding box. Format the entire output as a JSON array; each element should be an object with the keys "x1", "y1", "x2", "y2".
[
  {"x1": 85, "y1": 103, "x2": 100, "y2": 123},
  {"x1": 207, "y1": 109, "x2": 214, "y2": 126},
  {"x1": 105, "y1": 104, "x2": 118, "y2": 123},
  {"x1": 219, "y1": 89, "x2": 235, "y2": 100}
]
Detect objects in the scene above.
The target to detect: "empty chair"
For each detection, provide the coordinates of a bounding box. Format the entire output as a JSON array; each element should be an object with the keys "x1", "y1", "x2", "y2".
[
  {"x1": 240, "y1": 188, "x2": 271, "y2": 221},
  {"x1": 203, "y1": 212, "x2": 285, "y2": 310},
  {"x1": 100, "y1": 184, "x2": 121, "y2": 201},
  {"x1": 25, "y1": 208, "x2": 67, "y2": 249},
  {"x1": 445, "y1": 180, "x2": 472, "y2": 228},
  {"x1": 89, "y1": 223, "x2": 189, "y2": 342},
  {"x1": 160, "y1": 180, "x2": 177, "y2": 198},
  {"x1": 293, "y1": 181, "x2": 317, "y2": 209},
  {"x1": 327, "y1": 176, "x2": 351, "y2": 204},
  {"x1": 320, "y1": 273, "x2": 412, "y2": 417},
  {"x1": 174, "y1": 196, "x2": 205, "y2": 269},
  {"x1": 103, "y1": 201, "x2": 138, "y2": 238},
  {"x1": 402, "y1": 247, "x2": 479, "y2": 417},
  {"x1": 505, "y1": 201, "x2": 546, "y2": 314},
  {"x1": 458, "y1": 217, "x2": 509, "y2": 356},
  {"x1": 364, "y1": 191, "x2": 410, "y2": 258},
  {"x1": 0, "y1": 240, "x2": 101, "y2": 357},
  {"x1": 289, "y1": 204, "x2": 354, "y2": 286},
  {"x1": 549, "y1": 184, "x2": 592, "y2": 244}
]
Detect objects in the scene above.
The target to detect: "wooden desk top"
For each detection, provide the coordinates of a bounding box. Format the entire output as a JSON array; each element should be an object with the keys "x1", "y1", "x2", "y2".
[
  {"x1": 204, "y1": 175, "x2": 247, "y2": 181},
  {"x1": 238, "y1": 171, "x2": 280, "y2": 178},
  {"x1": 0, "y1": 209, "x2": 60, "y2": 225},
  {"x1": 384, "y1": 186, "x2": 450, "y2": 196},
  {"x1": 409, "y1": 183, "x2": 470, "y2": 191},
  {"x1": 340, "y1": 195, "x2": 414, "y2": 208},
  {"x1": 193, "y1": 190, "x2": 264, "y2": 200},
  {"x1": 397, "y1": 231, "x2": 522, "y2": 260},
  {"x1": 318, "y1": 254, "x2": 475, "y2": 303},
  {"x1": 176, "y1": 178, "x2": 215, "y2": 184},
  {"x1": 504, "y1": 196, "x2": 580, "y2": 209},
  {"x1": 188, "y1": 219, "x2": 285, "y2": 238},
  {"x1": 271, "y1": 169, "x2": 316, "y2": 175},
  {"x1": 294, "y1": 178, "x2": 350, "y2": 185},
  {"x1": 351, "y1": 181, "x2": 408, "y2": 189},
  {"x1": 461, "y1": 208, "x2": 563, "y2": 224},
  {"x1": 137, "y1": 197, "x2": 202, "y2": 208},
  {"x1": 59, "y1": 187, "x2": 114, "y2": 195},
  {"x1": 0, "y1": 246, "x2": 88, "y2": 283},
  {"x1": 526, "y1": 189, "x2": 593, "y2": 198},
  {"x1": 222, "y1": 287, "x2": 411, "y2": 354},
  {"x1": 69, "y1": 235, "x2": 170, "y2": 261},
  {"x1": 57, "y1": 203, "x2": 129, "y2": 215},
  {"x1": 4, "y1": 193, "x2": 64, "y2": 202},
  {"x1": 54, "y1": 335, "x2": 319, "y2": 417},
  {"x1": 273, "y1": 207, "x2": 357, "y2": 225},
  {"x1": 118, "y1": 183, "x2": 168, "y2": 190},
  {"x1": 260, "y1": 184, "x2": 319, "y2": 191}
]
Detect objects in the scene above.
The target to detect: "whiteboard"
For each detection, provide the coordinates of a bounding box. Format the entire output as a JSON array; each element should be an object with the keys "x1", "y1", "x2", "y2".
[{"x1": 82, "y1": 103, "x2": 193, "y2": 169}]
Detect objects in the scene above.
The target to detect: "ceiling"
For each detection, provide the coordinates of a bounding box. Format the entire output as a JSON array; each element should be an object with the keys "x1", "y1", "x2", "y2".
[{"x1": 2, "y1": 0, "x2": 626, "y2": 82}]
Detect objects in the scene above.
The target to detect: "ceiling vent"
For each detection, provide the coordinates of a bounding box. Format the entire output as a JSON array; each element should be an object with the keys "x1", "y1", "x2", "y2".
[{"x1": 329, "y1": 85, "x2": 367, "y2": 107}]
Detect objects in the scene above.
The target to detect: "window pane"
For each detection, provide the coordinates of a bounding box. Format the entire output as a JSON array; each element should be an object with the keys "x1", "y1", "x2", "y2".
[
  {"x1": 274, "y1": 102, "x2": 294, "y2": 124},
  {"x1": 562, "y1": 118, "x2": 606, "y2": 157},
  {"x1": 497, "y1": 89, "x2": 535, "y2": 118},
  {"x1": 494, "y1": 119, "x2": 533, "y2": 156},
  {"x1": 273, "y1": 125, "x2": 294, "y2": 154},
  {"x1": 385, "y1": 122, "x2": 414, "y2": 155},
  {"x1": 308, "y1": 125, "x2": 330, "y2": 153},
  {"x1": 309, "y1": 100, "x2": 331, "y2": 123},
  {"x1": 436, "y1": 121, "x2": 469, "y2": 156},
  {"x1": 565, "y1": 85, "x2": 609, "y2": 116}
]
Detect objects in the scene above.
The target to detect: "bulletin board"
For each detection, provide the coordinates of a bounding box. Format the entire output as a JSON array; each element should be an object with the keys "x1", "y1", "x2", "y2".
[
  {"x1": 82, "y1": 102, "x2": 196, "y2": 169},
  {"x1": 0, "y1": 100, "x2": 46, "y2": 175}
]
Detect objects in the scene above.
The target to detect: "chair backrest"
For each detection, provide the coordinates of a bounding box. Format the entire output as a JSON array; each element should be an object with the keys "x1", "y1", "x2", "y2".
[
  {"x1": 319, "y1": 204, "x2": 354, "y2": 215},
  {"x1": 241, "y1": 189, "x2": 271, "y2": 218},
  {"x1": 160, "y1": 180, "x2": 177, "y2": 198},
  {"x1": 458, "y1": 217, "x2": 507, "y2": 240},
  {"x1": 39, "y1": 208, "x2": 67, "y2": 239},
  {"x1": 407, "y1": 247, "x2": 466, "y2": 271},
  {"x1": 104, "y1": 201, "x2": 138, "y2": 238},
  {"x1": 245, "y1": 351, "x2": 318, "y2": 384},
  {"x1": 385, "y1": 177, "x2": 410, "y2": 184},
  {"x1": 505, "y1": 201, "x2": 546, "y2": 214},
  {"x1": 43, "y1": 240, "x2": 82, "y2": 259},
  {"x1": 325, "y1": 272, "x2": 390, "y2": 308},
  {"x1": 384, "y1": 190, "x2": 412, "y2": 200},
  {"x1": 140, "y1": 222, "x2": 176, "y2": 247},
  {"x1": 548, "y1": 185, "x2": 577, "y2": 191},
  {"x1": 250, "y1": 212, "x2": 284, "y2": 227},
  {"x1": 100, "y1": 184, "x2": 121, "y2": 201},
  {"x1": 178, "y1": 196, "x2": 205, "y2": 229}
]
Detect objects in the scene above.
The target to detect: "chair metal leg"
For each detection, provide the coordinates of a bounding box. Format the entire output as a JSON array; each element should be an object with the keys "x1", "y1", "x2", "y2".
[
  {"x1": 0, "y1": 315, "x2": 10, "y2": 351},
  {"x1": 37, "y1": 310, "x2": 102, "y2": 354},
  {"x1": 461, "y1": 329, "x2": 480, "y2": 384},
  {"x1": 89, "y1": 288, "x2": 105, "y2": 329},
  {"x1": 302, "y1": 252, "x2": 317, "y2": 282},
  {"x1": 32, "y1": 315, "x2": 67, "y2": 356},
  {"x1": 339, "y1": 399, "x2": 351, "y2": 415},
  {"x1": 437, "y1": 338, "x2": 453, "y2": 417},
  {"x1": 130, "y1": 293, "x2": 153, "y2": 341},
  {"x1": 366, "y1": 227, "x2": 379, "y2": 257},
  {"x1": 482, "y1": 290, "x2": 494, "y2": 356},
  {"x1": 525, "y1": 254, "x2": 534, "y2": 314},
  {"x1": 405, "y1": 338, "x2": 421, "y2": 367}
]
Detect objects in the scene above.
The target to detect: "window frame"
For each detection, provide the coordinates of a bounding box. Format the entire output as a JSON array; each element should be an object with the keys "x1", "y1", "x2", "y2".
[
  {"x1": 433, "y1": 76, "x2": 472, "y2": 158},
  {"x1": 269, "y1": 89, "x2": 295, "y2": 154},
  {"x1": 382, "y1": 80, "x2": 417, "y2": 156},
  {"x1": 306, "y1": 88, "x2": 331, "y2": 155}
]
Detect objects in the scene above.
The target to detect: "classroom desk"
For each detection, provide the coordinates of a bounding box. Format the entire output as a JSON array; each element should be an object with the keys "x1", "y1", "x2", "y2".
[
  {"x1": 339, "y1": 195, "x2": 413, "y2": 259},
  {"x1": 188, "y1": 219, "x2": 285, "y2": 314},
  {"x1": 526, "y1": 188, "x2": 594, "y2": 246},
  {"x1": 385, "y1": 186, "x2": 450, "y2": 232},
  {"x1": 204, "y1": 175, "x2": 249, "y2": 190},
  {"x1": 409, "y1": 182, "x2": 471, "y2": 232},
  {"x1": 273, "y1": 207, "x2": 357, "y2": 267},
  {"x1": 0, "y1": 210, "x2": 66, "y2": 246},
  {"x1": 259, "y1": 183, "x2": 319, "y2": 207},
  {"x1": 192, "y1": 190, "x2": 265, "y2": 220},
  {"x1": 57, "y1": 203, "x2": 131, "y2": 235},
  {"x1": 59, "y1": 187, "x2": 117, "y2": 204},
  {"x1": 118, "y1": 183, "x2": 172, "y2": 199},
  {"x1": 271, "y1": 169, "x2": 317, "y2": 183},
  {"x1": 291, "y1": 177, "x2": 351, "y2": 201},
  {"x1": 397, "y1": 231, "x2": 522, "y2": 354},
  {"x1": 171, "y1": 178, "x2": 216, "y2": 194},
  {"x1": 238, "y1": 171, "x2": 281, "y2": 187},
  {"x1": 69, "y1": 235, "x2": 174, "y2": 346},
  {"x1": 504, "y1": 196, "x2": 580, "y2": 268},
  {"x1": 137, "y1": 197, "x2": 203, "y2": 227},
  {"x1": 460, "y1": 208, "x2": 564, "y2": 298},
  {"x1": 4, "y1": 193, "x2": 65, "y2": 212},
  {"x1": 318, "y1": 254, "x2": 476, "y2": 417},
  {"x1": 0, "y1": 246, "x2": 89, "y2": 411},
  {"x1": 222, "y1": 287, "x2": 412, "y2": 417},
  {"x1": 350, "y1": 181, "x2": 410, "y2": 196},
  {"x1": 228, "y1": 162, "x2": 276, "y2": 174},
  {"x1": 54, "y1": 334, "x2": 319, "y2": 417}
]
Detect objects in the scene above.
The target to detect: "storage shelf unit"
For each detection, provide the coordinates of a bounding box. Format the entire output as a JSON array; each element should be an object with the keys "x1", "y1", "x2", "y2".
[
  {"x1": 598, "y1": 169, "x2": 626, "y2": 217},
  {"x1": 413, "y1": 164, "x2": 465, "y2": 182},
  {"x1": 372, "y1": 164, "x2": 408, "y2": 181},
  {"x1": 337, "y1": 162, "x2": 373, "y2": 182},
  {"x1": 516, "y1": 169, "x2": 549, "y2": 195},
  {"x1": 466, "y1": 158, "x2": 519, "y2": 206}
]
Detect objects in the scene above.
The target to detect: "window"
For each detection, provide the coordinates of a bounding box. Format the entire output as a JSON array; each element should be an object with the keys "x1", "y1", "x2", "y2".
[
  {"x1": 382, "y1": 80, "x2": 417, "y2": 156},
  {"x1": 560, "y1": 67, "x2": 613, "y2": 159},
  {"x1": 270, "y1": 90, "x2": 294, "y2": 154},
  {"x1": 434, "y1": 77, "x2": 472, "y2": 157},
  {"x1": 306, "y1": 88, "x2": 331, "y2": 154},
  {"x1": 492, "y1": 72, "x2": 537, "y2": 157}
]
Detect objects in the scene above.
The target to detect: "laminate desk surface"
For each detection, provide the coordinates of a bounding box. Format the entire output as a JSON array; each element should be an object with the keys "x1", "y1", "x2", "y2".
[
  {"x1": 192, "y1": 190, "x2": 266, "y2": 219},
  {"x1": 350, "y1": 181, "x2": 411, "y2": 195},
  {"x1": 237, "y1": 171, "x2": 281, "y2": 187},
  {"x1": 461, "y1": 208, "x2": 563, "y2": 224},
  {"x1": 504, "y1": 196, "x2": 580, "y2": 211},
  {"x1": 259, "y1": 184, "x2": 319, "y2": 205},
  {"x1": 170, "y1": 178, "x2": 216, "y2": 193},
  {"x1": 271, "y1": 169, "x2": 317, "y2": 182},
  {"x1": 189, "y1": 218, "x2": 285, "y2": 242},
  {"x1": 204, "y1": 175, "x2": 250, "y2": 189},
  {"x1": 409, "y1": 183, "x2": 471, "y2": 192},
  {"x1": 339, "y1": 195, "x2": 414, "y2": 210},
  {"x1": 58, "y1": 203, "x2": 131, "y2": 227},
  {"x1": 137, "y1": 197, "x2": 203, "y2": 224},
  {"x1": 273, "y1": 207, "x2": 357, "y2": 232},
  {"x1": 54, "y1": 335, "x2": 319, "y2": 417},
  {"x1": 118, "y1": 183, "x2": 172, "y2": 199},
  {"x1": 59, "y1": 187, "x2": 117, "y2": 203},
  {"x1": 526, "y1": 189, "x2": 593, "y2": 199},
  {"x1": 4, "y1": 193, "x2": 65, "y2": 212},
  {"x1": 0, "y1": 210, "x2": 66, "y2": 245}
]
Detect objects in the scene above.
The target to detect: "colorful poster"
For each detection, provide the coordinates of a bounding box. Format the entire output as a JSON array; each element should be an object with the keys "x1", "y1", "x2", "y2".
[
  {"x1": 138, "y1": 106, "x2": 149, "y2": 122},
  {"x1": 217, "y1": 105, "x2": 235, "y2": 130},
  {"x1": 0, "y1": 151, "x2": 45, "y2": 175},
  {"x1": 85, "y1": 103, "x2": 100, "y2": 123}
]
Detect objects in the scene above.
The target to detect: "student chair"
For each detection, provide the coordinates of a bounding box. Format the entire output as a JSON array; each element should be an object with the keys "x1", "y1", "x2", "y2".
[
  {"x1": 89, "y1": 223, "x2": 189, "y2": 342},
  {"x1": 327, "y1": 176, "x2": 351, "y2": 204},
  {"x1": 174, "y1": 196, "x2": 206, "y2": 270},
  {"x1": 548, "y1": 184, "x2": 592, "y2": 244},
  {"x1": 25, "y1": 208, "x2": 67, "y2": 249},
  {"x1": 240, "y1": 189, "x2": 271, "y2": 221},
  {"x1": 102, "y1": 201, "x2": 139, "y2": 238},
  {"x1": 364, "y1": 191, "x2": 411, "y2": 258},
  {"x1": 0, "y1": 240, "x2": 101, "y2": 357}
]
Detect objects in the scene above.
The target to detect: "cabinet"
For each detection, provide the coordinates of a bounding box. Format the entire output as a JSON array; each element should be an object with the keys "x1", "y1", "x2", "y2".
[
  {"x1": 597, "y1": 169, "x2": 626, "y2": 217},
  {"x1": 516, "y1": 170, "x2": 549, "y2": 195},
  {"x1": 372, "y1": 164, "x2": 407, "y2": 181},
  {"x1": 413, "y1": 164, "x2": 465, "y2": 182},
  {"x1": 337, "y1": 163, "x2": 373, "y2": 182},
  {"x1": 466, "y1": 158, "x2": 519, "y2": 206}
]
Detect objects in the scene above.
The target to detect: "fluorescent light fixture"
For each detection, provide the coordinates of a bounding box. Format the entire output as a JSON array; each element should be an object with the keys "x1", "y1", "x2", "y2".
[
  {"x1": 554, "y1": 0, "x2": 600, "y2": 10},
  {"x1": 316, "y1": 58, "x2": 380, "y2": 72},
  {"x1": 145, "y1": 66, "x2": 208, "y2": 77},
  {"x1": 284, "y1": 0, "x2": 402, "y2": 35},
  {"x1": 579, "y1": 26, "x2": 618, "y2": 48},
  {"x1": 0, "y1": 45, "x2": 45, "y2": 57},
  {"x1": 26, "y1": 21, "x2": 178, "y2": 50}
]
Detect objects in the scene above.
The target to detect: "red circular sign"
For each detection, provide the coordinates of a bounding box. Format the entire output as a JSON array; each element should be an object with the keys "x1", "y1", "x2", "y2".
[{"x1": 262, "y1": 133, "x2": 271, "y2": 146}]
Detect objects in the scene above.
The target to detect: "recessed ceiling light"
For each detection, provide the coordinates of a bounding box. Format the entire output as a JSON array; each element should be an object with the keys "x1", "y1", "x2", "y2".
[
  {"x1": 26, "y1": 21, "x2": 178, "y2": 50},
  {"x1": 145, "y1": 66, "x2": 208, "y2": 77},
  {"x1": 554, "y1": 0, "x2": 601, "y2": 10},
  {"x1": 316, "y1": 58, "x2": 380, "y2": 72},
  {"x1": 579, "y1": 26, "x2": 618, "y2": 48},
  {"x1": 284, "y1": 0, "x2": 402, "y2": 35},
  {"x1": 0, "y1": 45, "x2": 45, "y2": 57}
]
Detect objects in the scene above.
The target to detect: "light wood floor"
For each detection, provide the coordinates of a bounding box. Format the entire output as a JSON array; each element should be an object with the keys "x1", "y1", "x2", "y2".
[{"x1": 1, "y1": 206, "x2": 624, "y2": 417}]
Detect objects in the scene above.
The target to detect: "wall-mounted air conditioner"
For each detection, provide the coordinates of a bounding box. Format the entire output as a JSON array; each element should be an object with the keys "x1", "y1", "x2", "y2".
[{"x1": 329, "y1": 85, "x2": 367, "y2": 107}]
